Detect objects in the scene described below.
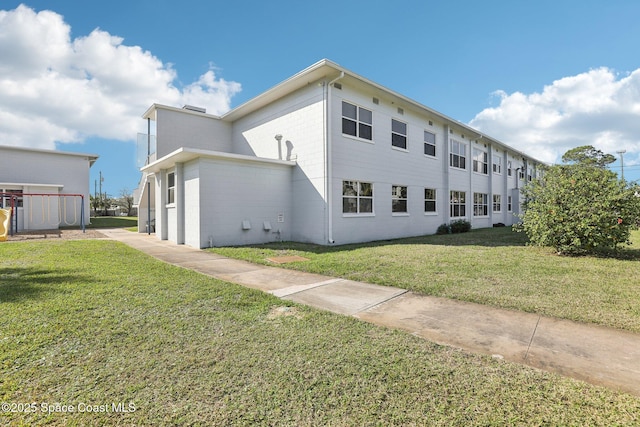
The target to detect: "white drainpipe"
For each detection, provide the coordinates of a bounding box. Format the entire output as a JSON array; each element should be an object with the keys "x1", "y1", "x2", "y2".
[{"x1": 325, "y1": 71, "x2": 344, "y2": 244}]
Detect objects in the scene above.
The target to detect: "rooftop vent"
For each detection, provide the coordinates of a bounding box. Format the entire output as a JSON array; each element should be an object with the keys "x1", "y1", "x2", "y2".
[{"x1": 183, "y1": 105, "x2": 206, "y2": 114}]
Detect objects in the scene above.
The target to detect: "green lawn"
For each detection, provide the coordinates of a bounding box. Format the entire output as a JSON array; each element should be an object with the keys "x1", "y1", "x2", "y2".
[
  {"x1": 85, "y1": 216, "x2": 138, "y2": 229},
  {"x1": 210, "y1": 228, "x2": 640, "y2": 333},
  {"x1": 1, "y1": 240, "x2": 639, "y2": 425}
]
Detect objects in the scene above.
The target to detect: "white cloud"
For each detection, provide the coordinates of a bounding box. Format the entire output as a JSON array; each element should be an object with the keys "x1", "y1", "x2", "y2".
[
  {"x1": 469, "y1": 67, "x2": 640, "y2": 167},
  {"x1": 0, "y1": 5, "x2": 241, "y2": 149}
]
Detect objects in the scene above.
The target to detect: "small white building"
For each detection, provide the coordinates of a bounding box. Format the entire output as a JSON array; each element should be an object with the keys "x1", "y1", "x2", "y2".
[
  {"x1": 136, "y1": 59, "x2": 542, "y2": 248},
  {"x1": 0, "y1": 145, "x2": 98, "y2": 231}
]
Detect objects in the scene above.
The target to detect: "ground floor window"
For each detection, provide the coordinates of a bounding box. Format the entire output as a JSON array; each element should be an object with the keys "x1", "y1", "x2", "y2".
[
  {"x1": 392, "y1": 185, "x2": 408, "y2": 213},
  {"x1": 474, "y1": 193, "x2": 488, "y2": 217},
  {"x1": 493, "y1": 194, "x2": 501, "y2": 212},
  {"x1": 450, "y1": 191, "x2": 466, "y2": 218},
  {"x1": 508, "y1": 195, "x2": 512, "y2": 212},
  {"x1": 167, "y1": 172, "x2": 175, "y2": 204},
  {"x1": 424, "y1": 188, "x2": 436, "y2": 213},
  {"x1": 0, "y1": 189, "x2": 23, "y2": 208},
  {"x1": 343, "y1": 180, "x2": 373, "y2": 214}
]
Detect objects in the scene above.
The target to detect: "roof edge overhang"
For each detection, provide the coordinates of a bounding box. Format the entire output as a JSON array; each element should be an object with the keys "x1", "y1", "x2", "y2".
[
  {"x1": 221, "y1": 59, "x2": 545, "y2": 164},
  {"x1": 141, "y1": 147, "x2": 296, "y2": 174},
  {"x1": 0, "y1": 144, "x2": 99, "y2": 166}
]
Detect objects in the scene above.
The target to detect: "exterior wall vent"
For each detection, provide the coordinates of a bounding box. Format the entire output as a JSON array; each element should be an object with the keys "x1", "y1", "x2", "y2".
[
  {"x1": 428, "y1": 120, "x2": 433, "y2": 126},
  {"x1": 242, "y1": 220, "x2": 251, "y2": 230},
  {"x1": 397, "y1": 107, "x2": 404, "y2": 115},
  {"x1": 373, "y1": 97, "x2": 379, "y2": 105},
  {"x1": 334, "y1": 82, "x2": 342, "y2": 90},
  {"x1": 183, "y1": 105, "x2": 206, "y2": 114}
]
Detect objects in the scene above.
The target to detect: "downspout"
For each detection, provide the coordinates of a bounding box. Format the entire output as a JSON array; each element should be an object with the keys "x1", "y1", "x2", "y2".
[
  {"x1": 147, "y1": 117, "x2": 151, "y2": 235},
  {"x1": 325, "y1": 71, "x2": 344, "y2": 244}
]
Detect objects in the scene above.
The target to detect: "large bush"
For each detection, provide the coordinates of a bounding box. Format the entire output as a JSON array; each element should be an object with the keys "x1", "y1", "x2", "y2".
[{"x1": 518, "y1": 163, "x2": 640, "y2": 255}]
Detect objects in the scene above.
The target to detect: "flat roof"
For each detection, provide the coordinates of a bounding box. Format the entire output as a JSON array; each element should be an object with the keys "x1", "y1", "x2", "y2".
[{"x1": 0, "y1": 145, "x2": 99, "y2": 166}]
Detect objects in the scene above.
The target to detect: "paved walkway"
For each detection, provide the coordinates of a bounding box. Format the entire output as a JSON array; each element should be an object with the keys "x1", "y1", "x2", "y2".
[{"x1": 101, "y1": 229, "x2": 640, "y2": 397}]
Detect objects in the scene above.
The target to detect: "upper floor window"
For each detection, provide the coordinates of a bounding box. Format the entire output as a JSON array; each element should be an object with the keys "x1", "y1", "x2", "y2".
[
  {"x1": 343, "y1": 180, "x2": 373, "y2": 214},
  {"x1": 527, "y1": 168, "x2": 533, "y2": 181},
  {"x1": 167, "y1": 172, "x2": 175, "y2": 204},
  {"x1": 391, "y1": 119, "x2": 407, "y2": 149},
  {"x1": 342, "y1": 101, "x2": 372, "y2": 141},
  {"x1": 473, "y1": 149, "x2": 488, "y2": 174},
  {"x1": 450, "y1": 140, "x2": 466, "y2": 169},
  {"x1": 493, "y1": 155, "x2": 502, "y2": 174},
  {"x1": 507, "y1": 160, "x2": 513, "y2": 176},
  {"x1": 392, "y1": 185, "x2": 408, "y2": 213},
  {"x1": 424, "y1": 131, "x2": 436, "y2": 157}
]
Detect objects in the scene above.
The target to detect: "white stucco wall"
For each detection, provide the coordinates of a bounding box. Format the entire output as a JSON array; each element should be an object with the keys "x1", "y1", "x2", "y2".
[
  {"x1": 196, "y1": 157, "x2": 293, "y2": 247},
  {"x1": 231, "y1": 83, "x2": 327, "y2": 244},
  {"x1": 155, "y1": 108, "x2": 232, "y2": 158}
]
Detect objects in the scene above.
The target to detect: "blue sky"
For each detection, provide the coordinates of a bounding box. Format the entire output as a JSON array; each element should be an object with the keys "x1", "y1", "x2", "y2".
[{"x1": 2, "y1": 1, "x2": 640, "y2": 196}]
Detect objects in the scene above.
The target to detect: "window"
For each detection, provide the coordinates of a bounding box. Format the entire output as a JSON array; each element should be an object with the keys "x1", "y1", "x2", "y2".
[
  {"x1": 167, "y1": 172, "x2": 175, "y2": 204},
  {"x1": 507, "y1": 160, "x2": 512, "y2": 176},
  {"x1": 527, "y1": 168, "x2": 533, "y2": 181},
  {"x1": 391, "y1": 119, "x2": 407, "y2": 149},
  {"x1": 1, "y1": 189, "x2": 23, "y2": 208},
  {"x1": 519, "y1": 167, "x2": 525, "y2": 180},
  {"x1": 473, "y1": 149, "x2": 488, "y2": 174},
  {"x1": 450, "y1": 191, "x2": 466, "y2": 218},
  {"x1": 507, "y1": 196, "x2": 512, "y2": 212},
  {"x1": 424, "y1": 131, "x2": 436, "y2": 156},
  {"x1": 474, "y1": 193, "x2": 488, "y2": 217},
  {"x1": 342, "y1": 101, "x2": 372, "y2": 140},
  {"x1": 343, "y1": 180, "x2": 373, "y2": 214},
  {"x1": 493, "y1": 155, "x2": 502, "y2": 174},
  {"x1": 493, "y1": 194, "x2": 502, "y2": 212},
  {"x1": 392, "y1": 185, "x2": 408, "y2": 213},
  {"x1": 449, "y1": 140, "x2": 466, "y2": 169},
  {"x1": 424, "y1": 188, "x2": 436, "y2": 213}
]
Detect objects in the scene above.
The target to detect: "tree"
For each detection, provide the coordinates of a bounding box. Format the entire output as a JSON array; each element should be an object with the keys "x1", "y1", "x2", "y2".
[
  {"x1": 115, "y1": 188, "x2": 135, "y2": 216},
  {"x1": 561, "y1": 145, "x2": 616, "y2": 169},
  {"x1": 518, "y1": 148, "x2": 640, "y2": 255}
]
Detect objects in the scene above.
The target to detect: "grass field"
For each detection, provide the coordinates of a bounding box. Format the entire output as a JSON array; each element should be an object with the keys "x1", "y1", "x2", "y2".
[
  {"x1": 210, "y1": 228, "x2": 640, "y2": 333},
  {"x1": 1, "y1": 239, "x2": 639, "y2": 425}
]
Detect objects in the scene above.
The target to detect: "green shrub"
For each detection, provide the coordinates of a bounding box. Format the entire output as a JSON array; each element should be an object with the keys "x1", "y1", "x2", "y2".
[
  {"x1": 450, "y1": 220, "x2": 472, "y2": 234},
  {"x1": 436, "y1": 223, "x2": 451, "y2": 235}
]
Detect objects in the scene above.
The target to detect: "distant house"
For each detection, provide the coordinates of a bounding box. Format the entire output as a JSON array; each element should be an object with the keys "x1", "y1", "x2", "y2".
[
  {"x1": 0, "y1": 145, "x2": 98, "y2": 231},
  {"x1": 136, "y1": 59, "x2": 541, "y2": 248}
]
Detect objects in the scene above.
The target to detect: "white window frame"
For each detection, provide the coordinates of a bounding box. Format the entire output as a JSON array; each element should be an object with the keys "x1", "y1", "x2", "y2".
[
  {"x1": 424, "y1": 188, "x2": 437, "y2": 214},
  {"x1": 473, "y1": 148, "x2": 488, "y2": 175},
  {"x1": 493, "y1": 194, "x2": 502, "y2": 213},
  {"x1": 167, "y1": 171, "x2": 175, "y2": 205},
  {"x1": 392, "y1": 185, "x2": 408, "y2": 214},
  {"x1": 507, "y1": 160, "x2": 513, "y2": 177},
  {"x1": 508, "y1": 195, "x2": 513, "y2": 212},
  {"x1": 342, "y1": 180, "x2": 374, "y2": 215},
  {"x1": 450, "y1": 140, "x2": 466, "y2": 169},
  {"x1": 424, "y1": 131, "x2": 436, "y2": 157},
  {"x1": 493, "y1": 155, "x2": 502, "y2": 174},
  {"x1": 391, "y1": 119, "x2": 407, "y2": 150},
  {"x1": 450, "y1": 190, "x2": 466, "y2": 218},
  {"x1": 342, "y1": 101, "x2": 373, "y2": 141},
  {"x1": 473, "y1": 193, "x2": 489, "y2": 217}
]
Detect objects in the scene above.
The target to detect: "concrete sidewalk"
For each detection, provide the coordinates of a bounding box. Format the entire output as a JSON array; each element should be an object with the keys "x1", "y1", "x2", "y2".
[{"x1": 101, "y1": 229, "x2": 640, "y2": 396}]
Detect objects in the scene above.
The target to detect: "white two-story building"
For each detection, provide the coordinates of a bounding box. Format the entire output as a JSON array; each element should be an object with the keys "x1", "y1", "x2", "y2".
[{"x1": 136, "y1": 59, "x2": 541, "y2": 248}]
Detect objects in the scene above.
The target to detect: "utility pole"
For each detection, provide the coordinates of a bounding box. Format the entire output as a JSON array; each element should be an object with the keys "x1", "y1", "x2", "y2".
[{"x1": 616, "y1": 150, "x2": 626, "y2": 181}]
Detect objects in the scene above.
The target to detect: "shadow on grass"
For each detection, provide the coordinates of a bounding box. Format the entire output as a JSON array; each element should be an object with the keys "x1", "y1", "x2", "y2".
[
  {"x1": 0, "y1": 267, "x2": 91, "y2": 303},
  {"x1": 224, "y1": 227, "x2": 530, "y2": 255}
]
